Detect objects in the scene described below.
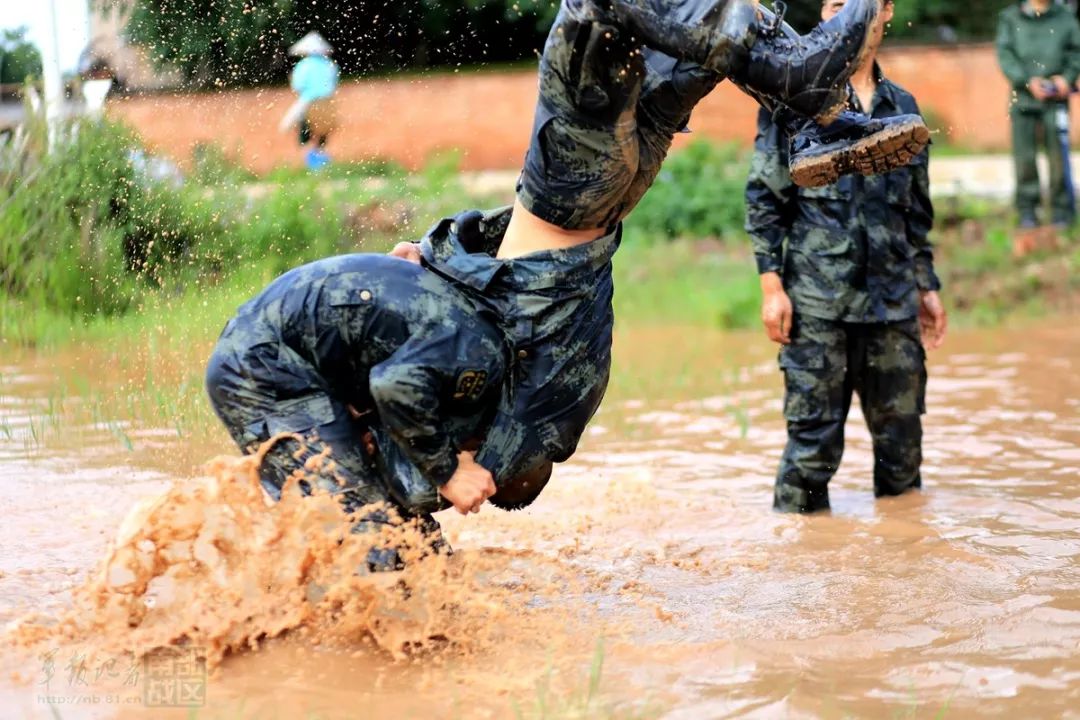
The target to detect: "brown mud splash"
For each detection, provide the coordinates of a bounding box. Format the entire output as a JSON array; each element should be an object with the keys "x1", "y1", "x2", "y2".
[{"x1": 6, "y1": 440, "x2": 589, "y2": 678}]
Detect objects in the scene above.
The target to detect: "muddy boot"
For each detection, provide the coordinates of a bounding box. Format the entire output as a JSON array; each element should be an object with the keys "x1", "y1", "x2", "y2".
[
  {"x1": 587, "y1": 0, "x2": 760, "y2": 75},
  {"x1": 728, "y1": 0, "x2": 881, "y2": 124},
  {"x1": 773, "y1": 482, "x2": 830, "y2": 514},
  {"x1": 352, "y1": 508, "x2": 451, "y2": 573},
  {"x1": 786, "y1": 110, "x2": 931, "y2": 188},
  {"x1": 569, "y1": 0, "x2": 878, "y2": 124}
]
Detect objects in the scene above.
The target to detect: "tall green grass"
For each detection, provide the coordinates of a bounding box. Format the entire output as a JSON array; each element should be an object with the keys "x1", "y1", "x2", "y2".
[{"x1": 0, "y1": 118, "x2": 496, "y2": 347}]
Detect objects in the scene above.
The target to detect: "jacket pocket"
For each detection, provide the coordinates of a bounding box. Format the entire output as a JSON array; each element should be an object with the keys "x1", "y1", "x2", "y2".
[{"x1": 778, "y1": 339, "x2": 842, "y2": 422}]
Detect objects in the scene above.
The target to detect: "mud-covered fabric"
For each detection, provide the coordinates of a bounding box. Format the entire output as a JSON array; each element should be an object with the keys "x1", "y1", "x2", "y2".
[
  {"x1": 205, "y1": 254, "x2": 507, "y2": 514},
  {"x1": 773, "y1": 314, "x2": 926, "y2": 513},
  {"x1": 517, "y1": 4, "x2": 721, "y2": 230},
  {"x1": 745, "y1": 64, "x2": 939, "y2": 323},
  {"x1": 418, "y1": 207, "x2": 617, "y2": 486},
  {"x1": 205, "y1": 354, "x2": 385, "y2": 513}
]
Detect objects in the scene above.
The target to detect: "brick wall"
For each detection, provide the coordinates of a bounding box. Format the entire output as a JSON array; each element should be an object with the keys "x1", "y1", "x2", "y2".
[{"x1": 105, "y1": 43, "x2": 1080, "y2": 174}]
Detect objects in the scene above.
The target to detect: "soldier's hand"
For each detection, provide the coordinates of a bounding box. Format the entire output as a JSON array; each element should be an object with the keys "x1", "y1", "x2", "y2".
[
  {"x1": 389, "y1": 241, "x2": 423, "y2": 264},
  {"x1": 439, "y1": 451, "x2": 496, "y2": 515},
  {"x1": 1051, "y1": 75, "x2": 1071, "y2": 99},
  {"x1": 918, "y1": 290, "x2": 947, "y2": 351},
  {"x1": 760, "y1": 273, "x2": 792, "y2": 345},
  {"x1": 1029, "y1": 77, "x2": 1052, "y2": 101}
]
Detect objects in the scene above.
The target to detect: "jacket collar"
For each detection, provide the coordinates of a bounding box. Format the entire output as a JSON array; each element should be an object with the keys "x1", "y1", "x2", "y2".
[
  {"x1": 849, "y1": 61, "x2": 898, "y2": 114},
  {"x1": 419, "y1": 207, "x2": 621, "y2": 293}
]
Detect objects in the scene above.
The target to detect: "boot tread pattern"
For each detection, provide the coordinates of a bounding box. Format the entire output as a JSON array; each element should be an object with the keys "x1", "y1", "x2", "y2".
[{"x1": 790, "y1": 119, "x2": 930, "y2": 188}]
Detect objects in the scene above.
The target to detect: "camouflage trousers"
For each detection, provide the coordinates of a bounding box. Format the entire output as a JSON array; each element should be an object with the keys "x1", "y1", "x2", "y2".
[
  {"x1": 204, "y1": 322, "x2": 446, "y2": 568},
  {"x1": 774, "y1": 315, "x2": 927, "y2": 513},
  {"x1": 517, "y1": 4, "x2": 721, "y2": 230}
]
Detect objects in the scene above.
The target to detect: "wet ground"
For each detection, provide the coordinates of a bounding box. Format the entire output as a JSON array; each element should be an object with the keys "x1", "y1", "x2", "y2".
[{"x1": 1, "y1": 323, "x2": 1078, "y2": 719}]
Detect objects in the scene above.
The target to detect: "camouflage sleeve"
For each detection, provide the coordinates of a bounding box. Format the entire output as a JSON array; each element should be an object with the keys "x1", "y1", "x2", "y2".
[
  {"x1": 369, "y1": 328, "x2": 498, "y2": 487},
  {"x1": 995, "y1": 12, "x2": 1028, "y2": 90},
  {"x1": 907, "y1": 134, "x2": 940, "y2": 293},
  {"x1": 744, "y1": 108, "x2": 795, "y2": 275}
]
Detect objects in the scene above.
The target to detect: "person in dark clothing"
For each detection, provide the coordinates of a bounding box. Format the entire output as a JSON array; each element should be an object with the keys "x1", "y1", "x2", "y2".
[
  {"x1": 205, "y1": 255, "x2": 509, "y2": 567},
  {"x1": 996, "y1": 0, "x2": 1080, "y2": 229},
  {"x1": 744, "y1": 0, "x2": 948, "y2": 513}
]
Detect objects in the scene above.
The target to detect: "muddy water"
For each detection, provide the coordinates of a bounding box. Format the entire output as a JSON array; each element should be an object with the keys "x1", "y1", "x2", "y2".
[{"x1": 1, "y1": 324, "x2": 1078, "y2": 719}]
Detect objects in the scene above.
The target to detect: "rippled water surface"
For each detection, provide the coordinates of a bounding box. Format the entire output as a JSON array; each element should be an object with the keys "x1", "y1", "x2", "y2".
[{"x1": 1, "y1": 324, "x2": 1078, "y2": 718}]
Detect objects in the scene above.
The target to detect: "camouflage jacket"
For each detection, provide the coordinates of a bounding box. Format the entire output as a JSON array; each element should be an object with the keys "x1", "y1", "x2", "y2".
[
  {"x1": 745, "y1": 67, "x2": 940, "y2": 323},
  {"x1": 418, "y1": 206, "x2": 617, "y2": 486},
  {"x1": 221, "y1": 254, "x2": 506, "y2": 488}
]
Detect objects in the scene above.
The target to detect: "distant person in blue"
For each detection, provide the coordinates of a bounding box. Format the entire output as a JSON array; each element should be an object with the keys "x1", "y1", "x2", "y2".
[{"x1": 279, "y1": 32, "x2": 340, "y2": 170}]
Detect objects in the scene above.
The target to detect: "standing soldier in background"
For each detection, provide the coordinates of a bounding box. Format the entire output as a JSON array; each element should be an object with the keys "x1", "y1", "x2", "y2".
[
  {"x1": 996, "y1": 0, "x2": 1080, "y2": 239},
  {"x1": 744, "y1": 0, "x2": 947, "y2": 513},
  {"x1": 279, "y1": 31, "x2": 340, "y2": 170}
]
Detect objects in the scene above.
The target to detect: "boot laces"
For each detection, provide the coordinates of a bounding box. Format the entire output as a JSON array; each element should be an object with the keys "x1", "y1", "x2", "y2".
[{"x1": 760, "y1": 0, "x2": 789, "y2": 37}]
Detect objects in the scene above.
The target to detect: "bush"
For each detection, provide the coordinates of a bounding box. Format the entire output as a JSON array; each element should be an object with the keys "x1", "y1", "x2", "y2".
[
  {"x1": 0, "y1": 28, "x2": 43, "y2": 86},
  {"x1": 0, "y1": 118, "x2": 363, "y2": 330},
  {"x1": 626, "y1": 140, "x2": 749, "y2": 243},
  {"x1": 2, "y1": 120, "x2": 150, "y2": 318}
]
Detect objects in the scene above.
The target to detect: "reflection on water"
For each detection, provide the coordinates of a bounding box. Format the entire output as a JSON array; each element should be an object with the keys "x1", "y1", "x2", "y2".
[{"x1": 1, "y1": 324, "x2": 1078, "y2": 718}]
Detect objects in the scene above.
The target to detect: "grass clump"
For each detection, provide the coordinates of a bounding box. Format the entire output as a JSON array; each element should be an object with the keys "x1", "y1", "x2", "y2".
[
  {"x1": 626, "y1": 140, "x2": 748, "y2": 243},
  {"x1": 0, "y1": 115, "x2": 489, "y2": 347}
]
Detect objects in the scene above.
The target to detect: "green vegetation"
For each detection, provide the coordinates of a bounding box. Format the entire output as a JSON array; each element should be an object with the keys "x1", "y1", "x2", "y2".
[
  {"x1": 119, "y1": 0, "x2": 556, "y2": 89},
  {"x1": 0, "y1": 27, "x2": 42, "y2": 87},
  {"x1": 509, "y1": 639, "x2": 660, "y2": 720},
  {"x1": 0, "y1": 116, "x2": 494, "y2": 346},
  {"x1": 782, "y1": 0, "x2": 1013, "y2": 41},
  {"x1": 626, "y1": 141, "x2": 747, "y2": 243},
  {"x1": 3, "y1": 118, "x2": 1077, "y2": 350}
]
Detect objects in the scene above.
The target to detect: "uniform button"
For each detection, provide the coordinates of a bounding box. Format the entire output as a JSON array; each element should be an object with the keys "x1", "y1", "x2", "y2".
[
  {"x1": 517, "y1": 349, "x2": 528, "y2": 359},
  {"x1": 360, "y1": 290, "x2": 372, "y2": 302}
]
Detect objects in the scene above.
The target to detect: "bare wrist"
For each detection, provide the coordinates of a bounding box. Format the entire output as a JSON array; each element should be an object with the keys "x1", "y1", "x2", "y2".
[{"x1": 759, "y1": 272, "x2": 784, "y2": 295}]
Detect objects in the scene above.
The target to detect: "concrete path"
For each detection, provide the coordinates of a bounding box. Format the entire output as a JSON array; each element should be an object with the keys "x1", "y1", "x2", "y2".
[
  {"x1": 928, "y1": 153, "x2": 1077, "y2": 200},
  {"x1": 458, "y1": 155, "x2": 1078, "y2": 202}
]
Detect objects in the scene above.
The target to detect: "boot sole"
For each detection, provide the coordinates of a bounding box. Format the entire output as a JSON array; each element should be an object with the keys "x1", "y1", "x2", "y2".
[{"x1": 789, "y1": 119, "x2": 931, "y2": 188}]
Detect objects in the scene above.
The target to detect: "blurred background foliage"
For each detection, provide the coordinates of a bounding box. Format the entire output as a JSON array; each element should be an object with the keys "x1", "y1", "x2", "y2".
[
  {"x1": 0, "y1": 27, "x2": 44, "y2": 87},
  {"x1": 106, "y1": 0, "x2": 1027, "y2": 90}
]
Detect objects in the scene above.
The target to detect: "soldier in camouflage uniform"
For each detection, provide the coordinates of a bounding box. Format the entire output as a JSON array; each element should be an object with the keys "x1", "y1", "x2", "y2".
[
  {"x1": 205, "y1": 254, "x2": 509, "y2": 567},
  {"x1": 744, "y1": 0, "x2": 948, "y2": 513}
]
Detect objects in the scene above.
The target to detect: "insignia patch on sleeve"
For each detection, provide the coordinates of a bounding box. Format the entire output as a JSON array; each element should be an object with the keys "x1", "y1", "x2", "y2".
[{"x1": 453, "y1": 370, "x2": 488, "y2": 401}]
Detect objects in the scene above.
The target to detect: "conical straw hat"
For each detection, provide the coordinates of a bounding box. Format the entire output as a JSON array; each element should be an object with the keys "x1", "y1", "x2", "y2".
[{"x1": 289, "y1": 31, "x2": 333, "y2": 57}]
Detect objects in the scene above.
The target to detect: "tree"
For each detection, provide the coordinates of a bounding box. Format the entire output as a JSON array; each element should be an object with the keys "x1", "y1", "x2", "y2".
[
  {"x1": 118, "y1": 0, "x2": 554, "y2": 89},
  {"x1": 0, "y1": 27, "x2": 44, "y2": 86}
]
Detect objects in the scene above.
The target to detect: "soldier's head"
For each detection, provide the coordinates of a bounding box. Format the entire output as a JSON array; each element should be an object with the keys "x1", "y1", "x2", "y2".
[{"x1": 822, "y1": 0, "x2": 894, "y2": 61}]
